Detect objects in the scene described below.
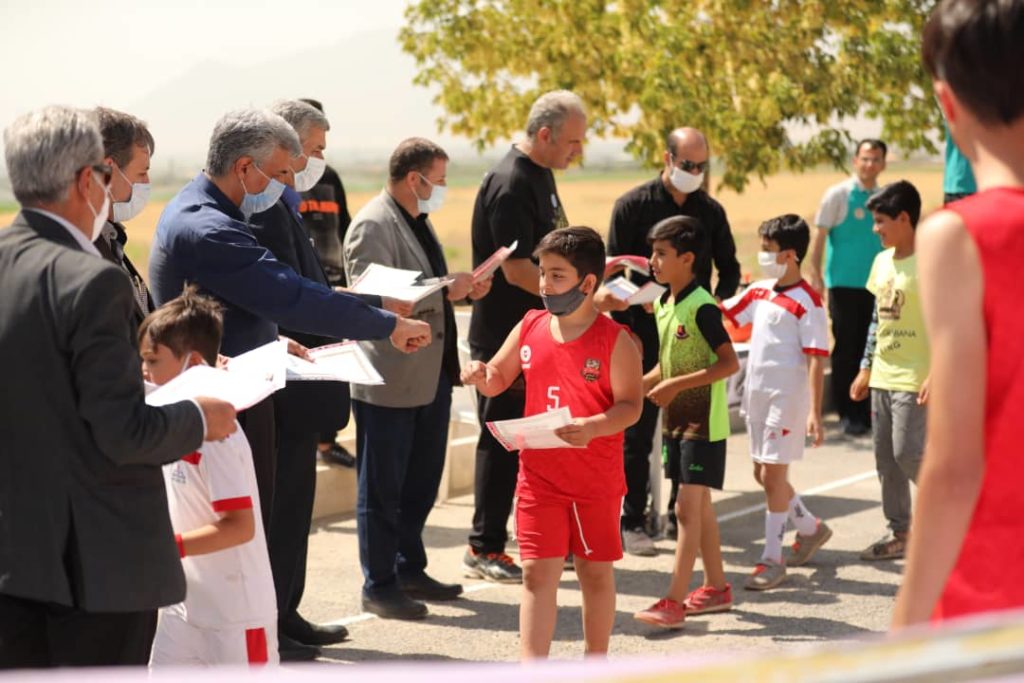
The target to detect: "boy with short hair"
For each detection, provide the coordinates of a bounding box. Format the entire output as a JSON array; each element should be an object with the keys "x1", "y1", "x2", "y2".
[
  {"x1": 722, "y1": 214, "x2": 831, "y2": 591},
  {"x1": 141, "y1": 288, "x2": 278, "y2": 666},
  {"x1": 893, "y1": 0, "x2": 1024, "y2": 627},
  {"x1": 634, "y1": 216, "x2": 739, "y2": 629},
  {"x1": 849, "y1": 180, "x2": 928, "y2": 562},
  {"x1": 461, "y1": 226, "x2": 643, "y2": 659}
]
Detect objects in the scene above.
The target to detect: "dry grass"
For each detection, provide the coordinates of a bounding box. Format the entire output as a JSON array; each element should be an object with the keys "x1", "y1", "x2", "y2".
[{"x1": 0, "y1": 164, "x2": 943, "y2": 279}]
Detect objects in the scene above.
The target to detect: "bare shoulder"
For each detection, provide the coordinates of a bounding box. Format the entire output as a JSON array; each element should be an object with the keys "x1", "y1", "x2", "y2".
[{"x1": 917, "y1": 209, "x2": 978, "y2": 272}]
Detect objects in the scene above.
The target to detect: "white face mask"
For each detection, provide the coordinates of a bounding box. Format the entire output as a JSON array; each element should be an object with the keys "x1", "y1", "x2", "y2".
[
  {"x1": 86, "y1": 172, "x2": 111, "y2": 242},
  {"x1": 111, "y1": 165, "x2": 151, "y2": 222},
  {"x1": 239, "y1": 165, "x2": 286, "y2": 219},
  {"x1": 669, "y1": 166, "x2": 704, "y2": 194},
  {"x1": 293, "y1": 155, "x2": 326, "y2": 192},
  {"x1": 758, "y1": 251, "x2": 788, "y2": 279},
  {"x1": 416, "y1": 173, "x2": 447, "y2": 214}
]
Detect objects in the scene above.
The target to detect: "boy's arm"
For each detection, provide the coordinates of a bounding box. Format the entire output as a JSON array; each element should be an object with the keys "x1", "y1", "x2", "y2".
[
  {"x1": 892, "y1": 211, "x2": 986, "y2": 629},
  {"x1": 642, "y1": 362, "x2": 661, "y2": 394},
  {"x1": 807, "y1": 354, "x2": 825, "y2": 446},
  {"x1": 460, "y1": 321, "x2": 524, "y2": 397},
  {"x1": 555, "y1": 329, "x2": 643, "y2": 446},
  {"x1": 176, "y1": 508, "x2": 256, "y2": 558},
  {"x1": 647, "y1": 304, "x2": 739, "y2": 407},
  {"x1": 850, "y1": 307, "x2": 878, "y2": 402}
]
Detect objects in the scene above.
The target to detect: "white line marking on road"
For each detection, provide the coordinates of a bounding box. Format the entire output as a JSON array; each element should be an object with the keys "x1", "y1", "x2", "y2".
[{"x1": 323, "y1": 468, "x2": 877, "y2": 628}]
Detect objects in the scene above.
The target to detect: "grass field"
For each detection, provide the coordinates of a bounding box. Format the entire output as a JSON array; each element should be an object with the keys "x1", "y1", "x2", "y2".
[{"x1": 0, "y1": 163, "x2": 944, "y2": 279}]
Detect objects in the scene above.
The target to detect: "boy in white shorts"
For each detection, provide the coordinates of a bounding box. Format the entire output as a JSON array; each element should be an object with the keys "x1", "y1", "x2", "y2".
[
  {"x1": 722, "y1": 215, "x2": 832, "y2": 591},
  {"x1": 140, "y1": 287, "x2": 278, "y2": 666}
]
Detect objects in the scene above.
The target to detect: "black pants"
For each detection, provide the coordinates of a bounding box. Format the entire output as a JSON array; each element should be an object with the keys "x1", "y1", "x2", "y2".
[
  {"x1": 238, "y1": 396, "x2": 276, "y2": 534},
  {"x1": 268, "y1": 428, "x2": 319, "y2": 627},
  {"x1": 621, "y1": 313, "x2": 662, "y2": 530},
  {"x1": 468, "y1": 346, "x2": 523, "y2": 554},
  {"x1": 829, "y1": 287, "x2": 875, "y2": 427},
  {"x1": 0, "y1": 593, "x2": 156, "y2": 668}
]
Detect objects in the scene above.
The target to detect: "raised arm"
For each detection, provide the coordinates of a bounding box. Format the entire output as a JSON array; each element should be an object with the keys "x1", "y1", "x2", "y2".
[{"x1": 460, "y1": 321, "x2": 525, "y2": 397}]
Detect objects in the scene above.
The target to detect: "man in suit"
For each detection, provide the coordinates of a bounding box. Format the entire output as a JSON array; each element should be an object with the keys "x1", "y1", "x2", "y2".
[
  {"x1": 344, "y1": 137, "x2": 491, "y2": 620},
  {"x1": 149, "y1": 108, "x2": 432, "y2": 554},
  {"x1": 0, "y1": 105, "x2": 237, "y2": 668},
  {"x1": 95, "y1": 107, "x2": 156, "y2": 328}
]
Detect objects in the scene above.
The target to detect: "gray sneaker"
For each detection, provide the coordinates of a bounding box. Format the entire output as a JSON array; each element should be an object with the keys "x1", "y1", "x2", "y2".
[
  {"x1": 462, "y1": 548, "x2": 523, "y2": 584},
  {"x1": 744, "y1": 559, "x2": 787, "y2": 591},
  {"x1": 788, "y1": 520, "x2": 833, "y2": 567},
  {"x1": 623, "y1": 528, "x2": 657, "y2": 557}
]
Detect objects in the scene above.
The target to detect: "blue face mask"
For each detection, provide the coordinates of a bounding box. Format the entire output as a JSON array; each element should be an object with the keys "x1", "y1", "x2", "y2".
[
  {"x1": 239, "y1": 165, "x2": 285, "y2": 219},
  {"x1": 541, "y1": 279, "x2": 588, "y2": 317}
]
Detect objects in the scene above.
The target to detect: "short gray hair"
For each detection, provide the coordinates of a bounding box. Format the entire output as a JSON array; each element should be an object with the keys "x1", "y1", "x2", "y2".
[
  {"x1": 269, "y1": 99, "x2": 330, "y2": 140},
  {"x1": 3, "y1": 105, "x2": 102, "y2": 206},
  {"x1": 205, "y1": 108, "x2": 301, "y2": 177},
  {"x1": 525, "y1": 90, "x2": 586, "y2": 141}
]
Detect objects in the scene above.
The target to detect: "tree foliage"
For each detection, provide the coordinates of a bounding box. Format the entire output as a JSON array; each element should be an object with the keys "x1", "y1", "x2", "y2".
[{"x1": 400, "y1": 0, "x2": 940, "y2": 191}]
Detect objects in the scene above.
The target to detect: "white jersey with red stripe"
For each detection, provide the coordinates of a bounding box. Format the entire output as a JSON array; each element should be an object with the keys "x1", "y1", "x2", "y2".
[
  {"x1": 161, "y1": 424, "x2": 276, "y2": 629},
  {"x1": 722, "y1": 279, "x2": 828, "y2": 427}
]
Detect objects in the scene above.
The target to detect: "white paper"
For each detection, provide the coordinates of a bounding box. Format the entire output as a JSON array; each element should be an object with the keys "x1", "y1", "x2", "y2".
[
  {"x1": 145, "y1": 365, "x2": 278, "y2": 411},
  {"x1": 291, "y1": 341, "x2": 385, "y2": 385},
  {"x1": 486, "y1": 406, "x2": 581, "y2": 451},
  {"x1": 350, "y1": 263, "x2": 453, "y2": 302},
  {"x1": 226, "y1": 340, "x2": 288, "y2": 389},
  {"x1": 605, "y1": 276, "x2": 667, "y2": 305},
  {"x1": 473, "y1": 240, "x2": 518, "y2": 282}
]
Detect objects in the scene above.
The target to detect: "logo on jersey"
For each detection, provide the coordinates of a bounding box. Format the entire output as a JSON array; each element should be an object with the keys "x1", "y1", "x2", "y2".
[
  {"x1": 170, "y1": 463, "x2": 187, "y2": 485},
  {"x1": 675, "y1": 324, "x2": 689, "y2": 340},
  {"x1": 581, "y1": 358, "x2": 601, "y2": 382},
  {"x1": 520, "y1": 345, "x2": 532, "y2": 369}
]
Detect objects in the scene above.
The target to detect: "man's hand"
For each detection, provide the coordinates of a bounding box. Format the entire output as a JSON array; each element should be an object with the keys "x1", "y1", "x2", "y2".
[
  {"x1": 194, "y1": 396, "x2": 237, "y2": 441},
  {"x1": 468, "y1": 275, "x2": 492, "y2": 300},
  {"x1": 446, "y1": 272, "x2": 475, "y2": 301},
  {"x1": 382, "y1": 297, "x2": 415, "y2": 317},
  {"x1": 807, "y1": 413, "x2": 824, "y2": 447},
  {"x1": 280, "y1": 335, "x2": 311, "y2": 360},
  {"x1": 554, "y1": 419, "x2": 597, "y2": 447},
  {"x1": 850, "y1": 368, "x2": 871, "y2": 402},
  {"x1": 595, "y1": 285, "x2": 630, "y2": 313},
  {"x1": 917, "y1": 376, "x2": 930, "y2": 405},
  {"x1": 647, "y1": 379, "x2": 682, "y2": 407},
  {"x1": 390, "y1": 317, "x2": 432, "y2": 353}
]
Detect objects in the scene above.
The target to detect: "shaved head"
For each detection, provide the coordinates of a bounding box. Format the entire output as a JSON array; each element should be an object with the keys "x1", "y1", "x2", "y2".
[{"x1": 666, "y1": 127, "x2": 708, "y2": 158}]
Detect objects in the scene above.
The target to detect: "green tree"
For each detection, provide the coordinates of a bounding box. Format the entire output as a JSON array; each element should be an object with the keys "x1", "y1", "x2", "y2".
[{"x1": 400, "y1": 0, "x2": 939, "y2": 191}]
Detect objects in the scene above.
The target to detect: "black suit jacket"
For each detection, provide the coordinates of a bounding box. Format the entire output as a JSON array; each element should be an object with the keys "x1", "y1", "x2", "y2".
[
  {"x1": 95, "y1": 220, "x2": 156, "y2": 330},
  {"x1": 0, "y1": 211, "x2": 204, "y2": 611}
]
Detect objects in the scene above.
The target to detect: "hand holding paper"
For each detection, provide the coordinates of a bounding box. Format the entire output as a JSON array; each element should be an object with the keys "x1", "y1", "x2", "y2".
[
  {"x1": 486, "y1": 407, "x2": 583, "y2": 451},
  {"x1": 605, "y1": 276, "x2": 667, "y2": 306}
]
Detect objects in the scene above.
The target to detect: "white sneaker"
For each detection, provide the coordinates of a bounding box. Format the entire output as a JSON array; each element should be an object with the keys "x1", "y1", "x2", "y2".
[{"x1": 623, "y1": 528, "x2": 657, "y2": 557}]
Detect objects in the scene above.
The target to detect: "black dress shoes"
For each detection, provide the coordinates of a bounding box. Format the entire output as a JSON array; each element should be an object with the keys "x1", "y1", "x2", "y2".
[
  {"x1": 281, "y1": 615, "x2": 349, "y2": 646},
  {"x1": 398, "y1": 573, "x2": 464, "y2": 601},
  {"x1": 361, "y1": 590, "x2": 429, "y2": 620},
  {"x1": 278, "y1": 633, "x2": 321, "y2": 662},
  {"x1": 319, "y1": 443, "x2": 356, "y2": 468}
]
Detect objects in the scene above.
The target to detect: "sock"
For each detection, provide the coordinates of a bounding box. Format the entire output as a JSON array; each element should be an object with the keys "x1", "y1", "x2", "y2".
[
  {"x1": 762, "y1": 511, "x2": 788, "y2": 564},
  {"x1": 788, "y1": 494, "x2": 818, "y2": 536}
]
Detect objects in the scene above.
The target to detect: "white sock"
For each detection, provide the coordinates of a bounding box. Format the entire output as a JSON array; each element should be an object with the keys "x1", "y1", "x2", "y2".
[
  {"x1": 762, "y1": 511, "x2": 788, "y2": 564},
  {"x1": 788, "y1": 494, "x2": 818, "y2": 536}
]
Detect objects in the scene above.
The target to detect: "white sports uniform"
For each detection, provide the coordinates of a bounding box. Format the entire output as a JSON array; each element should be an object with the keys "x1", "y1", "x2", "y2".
[
  {"x1": 723, "y1": 280, "x2": 828, "y2": 464},
  {"x1": 150, "y1": 426, "x2": 278, "y2": 667}
]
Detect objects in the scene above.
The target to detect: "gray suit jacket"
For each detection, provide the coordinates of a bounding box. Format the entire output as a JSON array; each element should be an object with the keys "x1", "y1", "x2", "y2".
[
  {"x1": 0, "y1": 211, "x2": 204, "y2": 612},
  {"x1": 343, "y1": 191, "x2": 447, "y2": 408}
]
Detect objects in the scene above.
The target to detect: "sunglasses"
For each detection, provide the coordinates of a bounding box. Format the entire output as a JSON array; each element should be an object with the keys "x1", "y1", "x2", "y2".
[
  {"x1": 83, "y1": 163, "x2": 113, "y2": 187},
  {"x1": 671, "y1": 156, "x2": 709, "y2": 174}
]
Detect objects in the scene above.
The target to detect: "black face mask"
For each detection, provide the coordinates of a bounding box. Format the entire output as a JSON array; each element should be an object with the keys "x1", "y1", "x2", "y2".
[{"x1": 541, "y1": 279, "x2": 587, "y2": 317}]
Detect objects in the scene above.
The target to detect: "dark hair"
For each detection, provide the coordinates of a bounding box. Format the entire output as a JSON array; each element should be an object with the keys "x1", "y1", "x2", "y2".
[
  {"x1": 388, "y1": 137, "x2": 449, "y2": 182},
  {"x1": 867, "y1": 180, "x2": 922, "y2": 228},
  {"x1": 923, "y1": 0, "x2": 1024, "y2": 125},
  {"x1": 758, "y1": 214, "x2": 811, "y2": 262},
  {"x1": 646, "y1": 216, "x2": 705, "y2": 258},
  {"x1": 856, "y1": 138, "x2": 888, "y2": 158},
  {"x1": 299, "y1": 98, "x2": 324, "y2": 113},
  {"x1": 138, "y1": 285, "x2": 223, "y2": 366},
  {"x1": 95, "y1": 107, "x2": 155, "y2": 168},
  {"x1": 533, "y1": 226, "x2": 606, "y2": 281}
]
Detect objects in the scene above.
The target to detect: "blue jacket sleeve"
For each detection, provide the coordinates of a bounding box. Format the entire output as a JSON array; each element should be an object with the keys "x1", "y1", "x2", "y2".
[{"x1": 193, "y1": 224, "x2": 396, "y2": 341}]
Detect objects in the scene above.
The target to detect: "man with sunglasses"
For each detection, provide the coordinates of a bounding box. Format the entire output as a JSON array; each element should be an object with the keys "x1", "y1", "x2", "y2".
[
  {"x1": 598, "y1": 127, "x2": 740, "y2": 556},
  {"x1": 0, "y1": 105, "x2": 237, "y2": 667}
]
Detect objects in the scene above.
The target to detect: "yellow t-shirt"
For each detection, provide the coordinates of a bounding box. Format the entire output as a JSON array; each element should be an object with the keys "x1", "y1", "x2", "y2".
[{"x1": 866, "y1": 249, "x2": 930, "y2": 392}]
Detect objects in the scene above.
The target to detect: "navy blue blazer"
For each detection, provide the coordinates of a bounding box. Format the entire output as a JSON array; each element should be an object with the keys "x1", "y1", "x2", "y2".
[{"x1": 149, "y1": 174, "x2": 396, "y2": 356}]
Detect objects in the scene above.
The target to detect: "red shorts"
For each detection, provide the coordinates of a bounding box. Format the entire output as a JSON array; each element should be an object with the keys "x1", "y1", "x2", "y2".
[{"x1": 515, "y1": 496, "x2": 623, "y2": 562}]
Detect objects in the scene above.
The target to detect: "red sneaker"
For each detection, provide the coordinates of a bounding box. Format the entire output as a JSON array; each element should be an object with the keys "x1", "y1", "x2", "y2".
[
  {"x1": 634, "y1": 597, "x2": 686, "y2": 628},
  {"x1": 683, "y1": 583, "x2": 733, "y2": 615}
]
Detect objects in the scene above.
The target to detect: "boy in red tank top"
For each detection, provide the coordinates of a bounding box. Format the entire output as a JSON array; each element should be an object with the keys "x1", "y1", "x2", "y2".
[
  {"x1": 462, "y1": 226, "x2": 643, "y2": 659},
  {"x1": 892, "y1": 0, "x2": 1024, "y2": 628}
]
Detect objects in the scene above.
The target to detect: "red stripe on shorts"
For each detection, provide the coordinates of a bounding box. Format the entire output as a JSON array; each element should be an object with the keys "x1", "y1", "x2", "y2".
[{"x1": 245, "y1": 627, "x2": 268, "y2": 665}]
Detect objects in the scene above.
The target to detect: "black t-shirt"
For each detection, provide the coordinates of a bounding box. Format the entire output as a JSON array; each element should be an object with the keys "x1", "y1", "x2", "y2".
[
  {"x1": 299, "y1": 164, "x2": 351, "y2": 286},
  {"x1": 606, "y1": 175, "x2": 741, "y2": 367},
  {"x1": 468, "y1": 146, "x2": 569, "y2": 352}
]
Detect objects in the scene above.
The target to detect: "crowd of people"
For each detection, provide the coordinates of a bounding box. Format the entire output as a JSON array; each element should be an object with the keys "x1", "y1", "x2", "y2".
[{"x1": 1, "y1": 0, "x2": 1022, "y2": 670}]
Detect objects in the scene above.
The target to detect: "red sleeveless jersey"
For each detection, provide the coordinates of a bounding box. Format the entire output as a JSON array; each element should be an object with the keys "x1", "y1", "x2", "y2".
[
  {"x1": 938, "y1": 188, "x2": 1024, "y2": 620},
  {"x1": 517, "y1": 309, "x2": 627, "y2": 503}
]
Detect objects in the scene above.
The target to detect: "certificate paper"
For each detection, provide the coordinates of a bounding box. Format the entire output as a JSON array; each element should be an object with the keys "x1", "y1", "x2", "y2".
[
  {"x1": 604, "y1": 255, "x2": 650, "y2": 278},
  {"x1": 605, "y1": 276, "x2": 667, "y2": 305},
  {"x1": 291, "y1": 341, "x2": 385, "y2": 385},
  {"x1": 145, "y1": 365, "x2": 279, "y2": 412},
  {"x1": 350, "y1": 263, "x2": 453, "y2": 302},
  {"x1": 472, "y1": 241, "x2": 518, "y2": 282},
  {"x1": 486, "y1": 407, "x2": 581, "y2": 451}
]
